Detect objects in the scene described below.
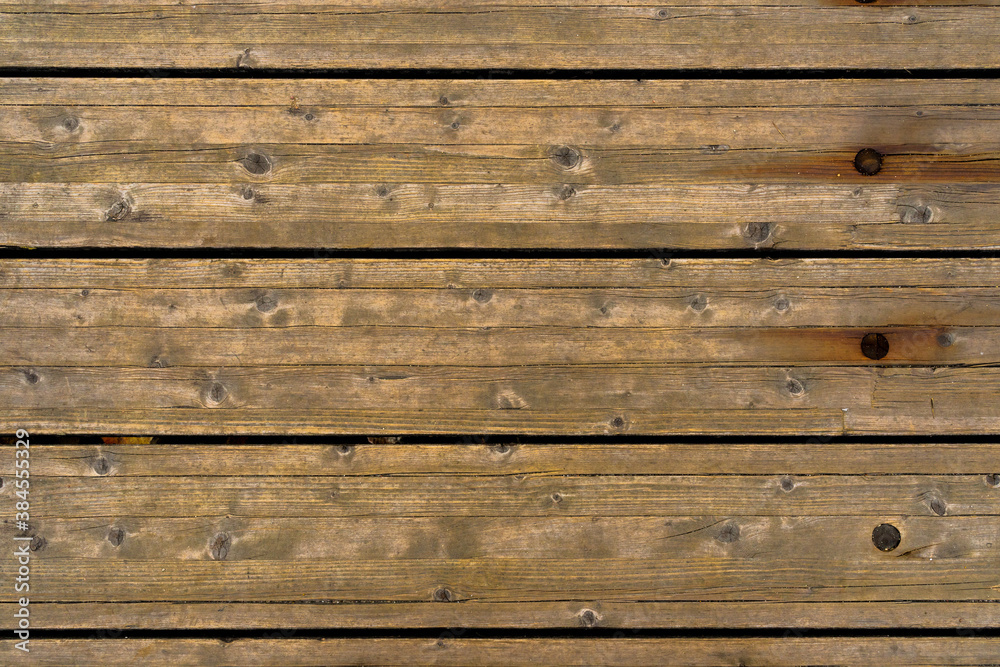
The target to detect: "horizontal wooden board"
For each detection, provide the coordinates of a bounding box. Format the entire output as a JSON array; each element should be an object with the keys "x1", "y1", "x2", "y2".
[
  {"x1": 3, "y1": 4, "x2": 1000, "y2": 70},
  {"x1": 1, "y1": 443, "x2": 997, "y2": 626},
  {"x1": 4, "y1": 637, "x2": 1000, "y2": 667},
  {"x1": 9, "y1": 442, "x2": 1000, "y2": 475},
  {"x1": 3, "y1": 601, "x2": 997, "y2": 631},
  {"x1": 2, "y1": 257, "x2": 1000, "y2": 434},
  {"x1": 4, "y1": 79, "x2": 1000, "y2": 250},
  {"x1": 11, "y1": 474, "x2": 1000, "y2": 519}
]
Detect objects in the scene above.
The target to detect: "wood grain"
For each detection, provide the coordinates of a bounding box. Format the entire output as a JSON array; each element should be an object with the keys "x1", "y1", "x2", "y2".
[
  {"x1": 3, "y1": 601, "x2": 996, "y2": 631},
  {"x1": 2, "y1": 257, "x2": 999, "y2": 434},
  {"x1": 1, "y1": 443, "x2": 997, "y2": 628},
  {"x1": 3, "y1": 4, "x2": 1000, "y2": 70},
  {"x1": 3, "y1": 78, "x2": 1000, "y2": 250},
  {"x1": 5, "y1": 637, "x2": 1000, "y2": 667}
]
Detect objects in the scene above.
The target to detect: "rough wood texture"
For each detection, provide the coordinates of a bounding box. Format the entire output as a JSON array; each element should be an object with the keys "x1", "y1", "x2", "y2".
[
  {"x1": 4, "y1": 78, "x2": 1000, "y2": 250},
  {"x1": 2, "y1": 258, "x2": 1000, "y2": 434},
  {"x1": 3, "y1": 3, "x2": 1000, "y2": 70},
  {"x1": 1, "y1": 443, "x2": 997, "y2": 629},
  {"x1": 5, "y1": 637, "x2": 1000, "y2": 666}
]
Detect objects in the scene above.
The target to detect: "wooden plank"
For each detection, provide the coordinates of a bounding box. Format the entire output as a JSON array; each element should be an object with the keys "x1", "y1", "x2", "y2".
[
  {"x1": 11, "y1": 474, "x2": 999, "y2": 519},
  {"x1": 3, "y1": 4, "x2": 1000, "y2": 70},
  {"x1": 2, "y1": 258, "x2": 1000, "y2": 434},
  {"x1": 2, "y1": 257, "x2": 999, "y2": 289},
  {"x1": 1, "y1": 442, "x2": 997, "y2": 627},
  {"x1": 3, "y1": 637, "x2": 1000, "y2": 666},
  {"x1": 3, "y1": 79, "x2": 1000, "y2": 250},
  {"x1": 11, "y1": 442, "x2": 1000, "y2": 475},
  {"x1": 3, "y1": 601, "x2": 996, "y2": 631}
]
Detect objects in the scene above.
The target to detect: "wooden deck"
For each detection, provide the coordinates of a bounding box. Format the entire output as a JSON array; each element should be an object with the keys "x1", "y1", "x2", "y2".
[{"x1": 2, "y1": 3, "x2": 1000, "y2": 666}]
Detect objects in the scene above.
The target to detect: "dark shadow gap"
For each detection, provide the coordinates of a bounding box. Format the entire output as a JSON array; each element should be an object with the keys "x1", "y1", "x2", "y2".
[
  {"x1": 3, "y1": 67, "x2": 1000, "y2": 80},
  {"x1": 19, "y1": 434, "x2": 1000, "y2": 445},
  {"x1": 21, "y1": 628, "x2": 1000, "y2": 640},
  {"x1": 1, "y1": 247, "x2": 999, "y2": 261}
]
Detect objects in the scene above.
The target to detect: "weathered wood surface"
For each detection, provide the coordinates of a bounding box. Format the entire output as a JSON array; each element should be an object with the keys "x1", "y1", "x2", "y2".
[
  {"x1": 2, "y1": 258, "x2": 1000, "y2": 434},
  {"x1": 1, "y1": 442, "x2": 997, "y2": 629},
  {"x1": 3, "y1": 2, "x2": 1000, "y2": 70},
  {"x1": 4, "y1": 637, "x2": 1000, "y2": 666},
  {"x1": 4, "y1": 78, "x2": 1000, "y2": 250}
]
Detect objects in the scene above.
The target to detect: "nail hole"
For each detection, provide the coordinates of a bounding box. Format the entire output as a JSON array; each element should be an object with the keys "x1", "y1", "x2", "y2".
[
  {"x1": 854, "y1": 148, "x2": 883, "y2": 176},
  {"x1": 861, "y1": 332, "x2": 889, "y2": 360},
  {"x1": 872, "y1": 523, "x2": 901, "y2": 551}
]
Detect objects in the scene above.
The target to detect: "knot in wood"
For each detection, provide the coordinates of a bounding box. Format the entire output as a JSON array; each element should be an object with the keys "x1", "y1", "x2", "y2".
[
  {"x1": 550, "y1": 146, "x2": 581, "y2": 170},
  {"x1": 210, "y1": 532, "x2": 232, "y2": 560},
  {"x1": 716, "y1": 522, "x2": 741, "y2": 543},
  {"x1": 108, "y1": 527, "x2": 126, "y2": 547},
  {"x1": 105, "y1": 198, "x2": 132, "y2": 222},
  {"x1": 433, "y1": 587, "x2": 454, "y2": 602},
  {"x1": 239, "y1": 152, "x2": 271, "y2": 175}
]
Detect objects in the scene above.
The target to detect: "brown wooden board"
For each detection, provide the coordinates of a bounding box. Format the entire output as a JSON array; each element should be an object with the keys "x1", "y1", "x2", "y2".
[
  {"x1": 3, "y1": 2, "x2": 1000, "y2": 70},
  {"x1": 3, "y1": 79, "x2": 1000, "y2": 250},
  {"x1": 2, "y1": 258, "x2": 1000, "y2": 434},
  {"x1": 4, "y1": 637, "x2": 1000, "y2": 667},
  {"x1": 1, "y1": 443, "x2": 997, "y2": 630}
]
